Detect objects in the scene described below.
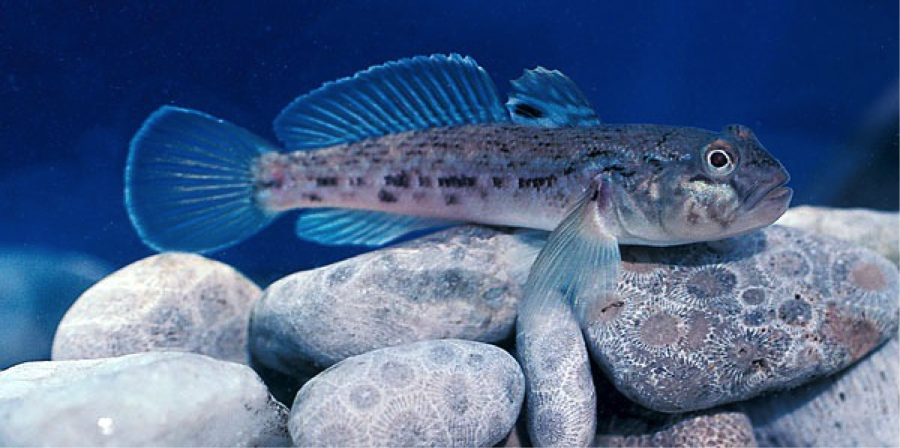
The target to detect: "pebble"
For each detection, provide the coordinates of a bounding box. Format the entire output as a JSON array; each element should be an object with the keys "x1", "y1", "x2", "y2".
[
  {"x1": 743, "y1": 335, "x2": 899, "y2": 447},
  {"x1": 594, "y1": 410, "x2": 757, "y2": 447},
  {"x1": 584, "y1": 225, "x2": 899, "y2": 412},
  {"x1": 0, "y1": 351, "x2": 289, "y2": 447},
  {"x1": 52, "y1": 253, "x2": 261, "y2": 364},
  {"x1": 249, "y1": 226, "x2": 530, "y2": 375},
  {"x1": 289, "y1": 339, "x2": 524, "y2": 447},
  {"x1": 777, "y1": 205, "x2": 899, "y2": 265}
]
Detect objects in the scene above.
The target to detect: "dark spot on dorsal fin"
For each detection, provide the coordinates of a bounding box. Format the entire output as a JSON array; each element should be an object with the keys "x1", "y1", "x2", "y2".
[{"x1": 513, "y1": 103, "x2": 544, "y2": 119}]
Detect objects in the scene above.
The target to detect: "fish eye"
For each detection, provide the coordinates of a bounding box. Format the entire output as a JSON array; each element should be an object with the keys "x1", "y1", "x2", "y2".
[{"x1": 704, "y1": 147, "x2": 735, "y2": 175}]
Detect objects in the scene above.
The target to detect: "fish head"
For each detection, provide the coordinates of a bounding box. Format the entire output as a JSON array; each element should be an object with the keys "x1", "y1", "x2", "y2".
[{"x1": 617, "y1": 124, "x2": 792, "y2": 245}]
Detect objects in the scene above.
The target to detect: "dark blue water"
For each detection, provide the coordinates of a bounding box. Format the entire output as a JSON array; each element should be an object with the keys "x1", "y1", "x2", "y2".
[{"x1": 0, "y1": 2, "x2": 896, "y2": 365}]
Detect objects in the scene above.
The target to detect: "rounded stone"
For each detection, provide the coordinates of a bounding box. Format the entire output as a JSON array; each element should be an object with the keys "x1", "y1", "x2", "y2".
[
  {"x1": 52, "y1": 253, "x2": 261, "y2": 364},
  {"x1": 584, "y1": 225, "x2": 899, "y2": 413},
  {"x1": 249, "y1": 226, "x2": 524, "y2": 373},
  {"x1": 289, "y1": 339, "x2": 524, "y2": 447},
  {"x1": 0, "y1": 352, "x2": 289, "y2": 446}
]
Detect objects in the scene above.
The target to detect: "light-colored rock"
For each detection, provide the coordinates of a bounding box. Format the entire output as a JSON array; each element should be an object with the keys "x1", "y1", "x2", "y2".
[
  {"x1": 289, "y1": 339, "x2": 524, "y2": 447},
  {"x1": 585, "y1": 225, "x2": 899, "y2": 412},
  {"x1": 0, "y1": 352, "x2": 289, "y2": 447},
  {"x1": 250, "y1": 226, "x2": 531, "y2": 373},
  {"x1": 777, "y1": 205, "x2": 899, "y2": 265},
  {"x1": 0, "y1": 247, "x2": 112, "y2": 369},
  {"x1": 743, "y1": 335, "x2": 899, "y2": 447},
  {"x1": 52, "y1": 253, "x2": 261, "y2": 364}
]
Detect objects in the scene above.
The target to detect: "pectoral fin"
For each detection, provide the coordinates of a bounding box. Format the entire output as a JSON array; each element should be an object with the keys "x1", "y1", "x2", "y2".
[{"x1": 520, "y1": 179, "x2": 620, "y2": 328}]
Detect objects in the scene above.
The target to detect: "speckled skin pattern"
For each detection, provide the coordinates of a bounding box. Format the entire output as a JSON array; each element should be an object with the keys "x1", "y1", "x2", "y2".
[
  {"x1": 585, "y1": 225, "x2": 899, "y2": 412},
  {"x1": 288, "y1": 339, "x2": 524, "y2": 447},
  {"x1": 249, "y1": 226, "x2": 529, "y2": 373},
  {"x1": 594, "y1": 410, "x2": 757, "y2": 447},
  {"x1": 52, "y1": 253, "x2": 261, "y2": 364}
]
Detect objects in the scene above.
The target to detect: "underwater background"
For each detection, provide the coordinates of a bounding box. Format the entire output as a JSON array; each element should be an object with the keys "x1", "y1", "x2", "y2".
[{"x1": 1, "y1": 1, "x2": 897, "y2": 367}]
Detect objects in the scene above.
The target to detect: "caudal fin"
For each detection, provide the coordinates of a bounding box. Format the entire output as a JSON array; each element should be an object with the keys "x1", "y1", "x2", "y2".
[{"x1": 125, "y1": 106, "x2": 279, "y2": 253}]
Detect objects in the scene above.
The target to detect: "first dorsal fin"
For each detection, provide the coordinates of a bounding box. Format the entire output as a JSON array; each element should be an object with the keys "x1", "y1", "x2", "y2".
[
  {"x1": 506, "y1": 67, "x2": 600, "y2": 127},
  {"x1": 274, "y1": 54, "x2": 510, "y2": 150}
]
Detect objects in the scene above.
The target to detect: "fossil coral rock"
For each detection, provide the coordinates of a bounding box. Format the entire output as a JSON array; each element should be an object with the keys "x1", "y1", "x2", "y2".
[
  {"x1": 288, "y1": 339, "x2": 524, "y2": 447},
  {"x1": 249, "y1": 226, "x2": 529, "y2": 374},
  {"x1": 594, "y1": 410, "x2": 757, "y2": 447},
  {"x1": 743, "y1": 335, "x2": 899, "y2": 447},
  {"x1": 584, "y1": 225, "x2": 899, "y2": 412},
  {"x1": 52, "y1": 253, "x2": 261, "y2": 364}
]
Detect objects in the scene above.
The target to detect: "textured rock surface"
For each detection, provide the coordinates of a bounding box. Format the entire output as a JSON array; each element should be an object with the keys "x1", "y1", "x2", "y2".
[
  {"x1": 289, "y1": 339, "x2": 524, "y2": 447},
  {"x1": 585, "y1": 225, "x2": 899, "y2": 412},
  {"x1": 516, "y1": 276, "x2": 595, "y2": 446},
  {"x1": 0, "y1": 247, "x2": 112, "y2": 368},
  {"x1": 743, "y1": 335, "x2": 899, "y2": 447},
  {"x1": 250, "y1": 226, "x2": 531, "y2": 374},
  {"x1": 777, "y1": 205, "x2": 899, "y2": 265},
  {"x1": 0, "y1": 352, "x2": 289, "y2": 447},
  {"x1": 594, "y1": 410, "x2": 757, "y2": 447},
  {"x1": 53, "y1": 253, "x2": 261, "y2": 364}
]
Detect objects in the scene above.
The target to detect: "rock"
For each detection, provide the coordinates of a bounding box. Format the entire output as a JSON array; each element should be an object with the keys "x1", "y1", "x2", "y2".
[
  {"x1": 0, "y1": 352, "x2": 289, "y2": 446},
  {"x1": 0, "y1": 246, "x2": 113, "y2": 369},
  {"x1": 585, "y1": 225, "x2": 899, "y2": 412},
  {"x1": 743, "y1": 335, "x2": 899, "y2": 447},
  {"x1": 250, "y1": 226, "x2": 530, "y2": 374},
  {"x1": 289, "y1": 339, "x2": 524, "y2": 447},
  {"x1": 516, "y1": 273, "x2": 596, "y2": 446},
  {"x1": 594, "y1": 410, "x2": 757, "y2": 447},
  {"x1": 52, "y1": 253, "x2": 261, "y2": 364},
  {"x1": 777, "y1": 206, "x2": 899, "y2": 266}
]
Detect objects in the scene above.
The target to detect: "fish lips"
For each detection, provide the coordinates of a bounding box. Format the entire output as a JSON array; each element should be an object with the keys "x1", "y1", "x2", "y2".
[{"x1": 740, "y1": 179, "x2": 793, "y2": 226}]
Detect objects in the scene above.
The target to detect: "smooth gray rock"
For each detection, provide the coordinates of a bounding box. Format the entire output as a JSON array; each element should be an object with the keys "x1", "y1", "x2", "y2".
[
  {"x1": 53, "y1": 253, "x2": 261, "y2": 364},
  {"x1": 585, "y1": 225, "x2": 899, "y2": 412},
  {"x1": 777, "y1": 205, "x2": 899, "y2": 265},
  {"x1": 0, "y1": 247, "x2": 112, "y2": 369},
  {"x1": 743, "y1": 335, "x2": 899, "y2": 447},
  {"x1": 289, "y1": 339, "x2": 524, "y2": 447},
  {"x1": 0, "y1": 352, "x2": 289, "y2": 447},
  {"x1": 250, "y1": 226, "x2": 530, "y2": 374}
]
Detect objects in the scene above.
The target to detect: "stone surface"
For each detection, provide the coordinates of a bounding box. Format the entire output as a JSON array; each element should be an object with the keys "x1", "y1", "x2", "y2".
[
  {"x1": 743, "y1": 335, "x2": 899, "y2": 447},
  {"x1": 289, "y1": 339, "x2": 524, "y2": 447},
  {"x1": 250, "y1": 226, "x2": 530, "y2": 374},
  {"x1": 0, "y1": 246, "x2": 112, "y2": 368},
  {"x1": 0, "y1": 351, "x2": 289, "y2": 447},
  {"x1": 585, "y1": 225, "x2": 899, "y2": 412},
  {"x1": 52, "y1": 253, "x2": 261, "y2": 364},
  {"x1": 594, "y1": 410, "x2": 757, "y2": 447},
  {"x1": 777, "y1": 205, "x2": 899, "y2": 265}
]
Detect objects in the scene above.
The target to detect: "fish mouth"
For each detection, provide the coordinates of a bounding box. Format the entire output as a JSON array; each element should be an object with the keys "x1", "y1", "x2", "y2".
[{"x1": 741, "y1": 183, "x2": 793, "y2": 224}]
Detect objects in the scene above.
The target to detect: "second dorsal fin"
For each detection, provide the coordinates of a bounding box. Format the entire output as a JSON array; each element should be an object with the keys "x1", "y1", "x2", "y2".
[
  {"x1": 506, "y1": 67, "x2": 600, "y2": 127},
  {"x1": 274, "y1": 54, "x2": 510, "y2": 150}
]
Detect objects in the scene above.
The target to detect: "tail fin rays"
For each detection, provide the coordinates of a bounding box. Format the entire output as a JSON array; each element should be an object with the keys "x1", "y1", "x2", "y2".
[{"x1": 125, "y1": 106, "x2": 279, "y2": 253}]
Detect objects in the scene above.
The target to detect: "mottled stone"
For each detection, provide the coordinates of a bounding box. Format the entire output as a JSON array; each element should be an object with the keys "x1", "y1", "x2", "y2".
[
  {"x1": 0, "y1": 352, "x2": 289, "y2": 446},
  {"x1": 594, "y1": 410, "x2": 757, "y2": 447},
  {"x1": 250, "y1": 226, "x2": 528, "y2": 374},
  {"x1": 0, "y1": 247, "x2": 113, "y2": 368},
  {"x1": 743, "y1": 335, "x2": 899, "y2": 447},
  {"x1": 585, "y1": 225, "x2": 899, "y2": 412},
  {"x1": 777, "y1": 205, "x2": 899, "y2": 265},
  {"x1": 52, "y1": 253, "x2": 261, "y2": 364},
  {"x1": 289, "y1": 339, "x2": 524, "y2": 447}
]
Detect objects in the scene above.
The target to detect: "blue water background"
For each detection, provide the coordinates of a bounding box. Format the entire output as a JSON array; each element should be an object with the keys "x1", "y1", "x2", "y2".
[{"x1": 0, "y1": 2, "x2": 897, "y2": 364}]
